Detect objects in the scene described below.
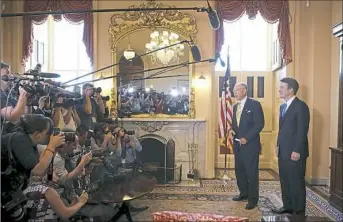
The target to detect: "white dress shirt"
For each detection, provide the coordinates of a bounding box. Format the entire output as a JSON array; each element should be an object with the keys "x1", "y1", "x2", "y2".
[
  {"x1": 238, "y1": 96, "x2": 248, "y2": 110},
  {"x1": 284, "y1": 96, "x2": 296, "y2": 113}
]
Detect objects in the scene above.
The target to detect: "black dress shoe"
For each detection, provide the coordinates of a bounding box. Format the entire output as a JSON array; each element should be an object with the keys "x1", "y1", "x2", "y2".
[
  {"x1": 232, "y1": 195, "x2": 248, "y2": 201},
  {"x1": 245, "y1": 202, "x2": 257, "y2": 210},
  {"x1": 271, "y1": 207, "x2": 292, "y2": 214}
]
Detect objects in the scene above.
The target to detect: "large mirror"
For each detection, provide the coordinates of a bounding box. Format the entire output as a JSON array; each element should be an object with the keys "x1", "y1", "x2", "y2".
[{"x1": 109, "y1": 0, "x2": 197, "y2": 118}]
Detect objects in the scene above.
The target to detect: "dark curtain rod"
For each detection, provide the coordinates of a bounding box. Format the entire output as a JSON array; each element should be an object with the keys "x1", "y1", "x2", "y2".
[{"x1": 1, "y1": 7, "x2": 208, "y2": 18}]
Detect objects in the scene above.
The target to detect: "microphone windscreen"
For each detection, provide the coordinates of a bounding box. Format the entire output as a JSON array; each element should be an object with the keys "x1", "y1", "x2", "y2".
[
  {"x1": 191, "y1": 45, "x2": 201, "y2": 62},
  {"x1": 208, "y1": 10, "x2": 220, "y2": 30}
]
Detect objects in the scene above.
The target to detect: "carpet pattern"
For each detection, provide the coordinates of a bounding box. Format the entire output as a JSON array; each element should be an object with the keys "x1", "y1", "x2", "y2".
[
  {"x1": 123, "y1": 180, "x2": 343, "y2": 222},
  {"x1": 215, "y1": 169, "x2": 278, "y2": 181}
]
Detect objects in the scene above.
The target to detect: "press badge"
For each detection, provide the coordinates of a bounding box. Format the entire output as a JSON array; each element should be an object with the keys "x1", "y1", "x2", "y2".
[{"x1": 92, "y1": 117, "x2": 96, "y2": 123}]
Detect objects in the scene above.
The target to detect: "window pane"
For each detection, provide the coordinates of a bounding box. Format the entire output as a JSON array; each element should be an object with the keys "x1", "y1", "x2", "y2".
[
  {"x1": 53, "y1": 70, "x2": 78, "y2": 84},
  {"x1": 216, "y1": 13, "x2": 272, "y2": 72},
  {"x1": 240, "y1": 15, "x2": 269, "y2": 71},
  {"x1": 53, "y1": 19, "x2": 82, "y2": 70}
]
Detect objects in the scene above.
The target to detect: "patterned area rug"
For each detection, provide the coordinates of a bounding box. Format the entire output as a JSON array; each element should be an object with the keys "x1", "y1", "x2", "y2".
[
  {"x1": 122, "y1": 180, "x2": 343, "y2": 222},
  {"x1": 215, "y1": 169, "x2": 278, "y2": 181}
]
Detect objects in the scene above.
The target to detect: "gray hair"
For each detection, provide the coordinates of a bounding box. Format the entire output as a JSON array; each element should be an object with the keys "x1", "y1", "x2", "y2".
[{"x1": 235, "y1": 82, "x2": 248, "y2": 90}]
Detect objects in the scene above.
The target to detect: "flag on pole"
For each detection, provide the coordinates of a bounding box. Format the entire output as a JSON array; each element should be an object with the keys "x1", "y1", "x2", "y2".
[{"x1": 218, "y1": 49, "x2": 233, "y2": 154}]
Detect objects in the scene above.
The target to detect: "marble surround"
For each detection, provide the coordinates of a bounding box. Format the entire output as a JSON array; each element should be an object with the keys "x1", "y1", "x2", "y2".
[{"x1": 120, "y1": 118, "x2": 206, "y2": 181}]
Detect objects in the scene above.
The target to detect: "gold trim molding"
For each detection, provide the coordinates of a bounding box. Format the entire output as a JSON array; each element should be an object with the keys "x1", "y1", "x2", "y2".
[
  {"x1": 109, "y1": 0, "x2": 198, "y2": 51},
  {"x1": 108, "y1": 0, "x2": 198, "y2": 119}
]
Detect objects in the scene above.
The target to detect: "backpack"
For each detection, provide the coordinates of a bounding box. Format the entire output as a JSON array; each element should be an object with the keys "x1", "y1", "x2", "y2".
[{"x1": 1, "y1": 132, "x2": 28, "y2": 212}]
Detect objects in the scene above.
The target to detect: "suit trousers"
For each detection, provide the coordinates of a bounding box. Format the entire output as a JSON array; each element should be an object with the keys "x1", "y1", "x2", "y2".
[
  {"x1": 278, "y1": 158, "x2": 306, "y2": 212},
  {"x1": 234, "y1": 149, "x2": 259, "y2": 204}
]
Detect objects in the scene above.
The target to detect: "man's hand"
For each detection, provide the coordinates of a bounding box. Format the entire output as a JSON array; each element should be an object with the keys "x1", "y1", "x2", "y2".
[
  {"x1": 240, "y1": 138, "x2": 248, "y2": 145},
  {"x1": 291, "y1": 151, "x2": 300, "y2": 161},
  {"x1": 49, "y1": 133, "x2": 65, "y2": 149},
  {"x1": 18, "y1": 87, "x2": 28, "y2": 98},
  {"x1": 81, "y1": 151, "x2": 92, "y2": 165},
  {"x1": 78, "y1": 190, "x2": 88, "y2": 204}
]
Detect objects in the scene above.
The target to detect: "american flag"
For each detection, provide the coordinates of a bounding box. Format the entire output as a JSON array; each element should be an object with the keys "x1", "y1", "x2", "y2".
[{"x1": 218, "y1": 51, "x2": 233, "y2": 153}]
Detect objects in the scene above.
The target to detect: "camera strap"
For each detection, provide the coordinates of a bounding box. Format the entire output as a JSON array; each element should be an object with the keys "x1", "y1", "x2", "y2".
[{"x1": 47, "y1": 155, "x2": 54, "y2": 183}]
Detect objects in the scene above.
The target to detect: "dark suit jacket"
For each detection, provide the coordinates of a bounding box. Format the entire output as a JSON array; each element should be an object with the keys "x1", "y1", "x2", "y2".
[
  {"x1": 277, "y1": 97, "x2": 310, "y2": 160},
  {"x1": 232, "y1": 98, "x2": 265, "y2": 154}
]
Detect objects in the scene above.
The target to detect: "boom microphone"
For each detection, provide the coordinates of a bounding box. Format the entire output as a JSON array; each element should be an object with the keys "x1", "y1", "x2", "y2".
[
  {"x1": 188, "y1": 37, "x2": 201, "y2": 62},
  {"x1": 190, "y1": 44, "x2": 201, "y2": 62},
  {"x1": 206, "y1": 0, "x2": 220, "y2": 30},
  {"x1": 215, "y1": 53, "x2": 225, "y2": 67}
]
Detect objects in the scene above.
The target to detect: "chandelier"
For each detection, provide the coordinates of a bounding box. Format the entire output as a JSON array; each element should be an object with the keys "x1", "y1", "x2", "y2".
[
  {"x1": 145, "y1": 30, "x2": 184, "y2": 65},
  {"x1": 123, "y1": 35, "x2": 135, "y2": 60}
]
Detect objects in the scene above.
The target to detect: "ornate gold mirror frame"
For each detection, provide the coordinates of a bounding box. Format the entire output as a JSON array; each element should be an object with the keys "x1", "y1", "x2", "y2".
[{"x1": 108, "y1": 0, "x2": 198, "y2": 118}]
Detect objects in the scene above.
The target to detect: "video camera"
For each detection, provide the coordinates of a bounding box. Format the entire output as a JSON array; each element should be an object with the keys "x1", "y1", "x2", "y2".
[{"x1": 20, "y1": 79, "x2": 81, "y2": 107}]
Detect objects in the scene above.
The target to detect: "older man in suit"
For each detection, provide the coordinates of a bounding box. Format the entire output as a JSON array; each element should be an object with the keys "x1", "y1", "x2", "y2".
[
  {"x1": 272, "y1": 77, "x2": 310, "y2": 215},
  {"x1": 230, "y1": 82, "x2": 265, "y2": 210}
]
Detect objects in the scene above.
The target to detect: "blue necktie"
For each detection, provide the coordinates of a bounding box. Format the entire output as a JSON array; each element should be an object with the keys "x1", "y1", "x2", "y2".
[{"x1": 281, "y1": 103, "x2": 287, "y2": 118}]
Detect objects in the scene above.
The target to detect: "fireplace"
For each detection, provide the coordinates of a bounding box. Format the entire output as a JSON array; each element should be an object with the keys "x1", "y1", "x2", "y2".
[
  {"x1": 137, "y1": 134, "x2": 177, "y2": 184},
  {"x1": 121, "y1": 119, "x2": 206, "y2": 181}
]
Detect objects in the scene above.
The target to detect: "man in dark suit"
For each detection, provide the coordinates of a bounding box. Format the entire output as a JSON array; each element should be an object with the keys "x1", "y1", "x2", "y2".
[
  {"x1": 230, "y1": 83, "x2": 265, "y2": 210},
  {"x1": 272, "y1": 77, "x2": 310, "y2": 215}
]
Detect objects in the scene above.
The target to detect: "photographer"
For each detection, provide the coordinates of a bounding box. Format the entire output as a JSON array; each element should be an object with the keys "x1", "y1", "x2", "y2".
[
  {"x1": 52, "y1": 134, "x2": 118, "y2": 221},
  {"x1": 0, "y1": 62, "x2": 28, "y2": 123},
  {"x1": 75, "y1": 83, "x2": 105, "y2": 130},
  {"x1": 1, "y1": 114, "x2": 65, "y2": 221},
  {"x1": 62, "y1": 105, "x2": 81, "y2": 131},
  {"x1": 33, "y1": 96, "x2": 52, "y2": 118},
  {"x1": 1, "y1": 114, "x2": 65, "y2": 178},
  {"x1": 51, "y1": 96, "x2": 67, "y2": 129},
  {"x1": 112, "y1": 127, "x2": 142, "y2": 166}
]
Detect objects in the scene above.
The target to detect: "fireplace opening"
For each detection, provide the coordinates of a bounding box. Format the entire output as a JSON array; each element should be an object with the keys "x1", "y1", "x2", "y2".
[{"x1": 137, "y1": 135, "x2": 176, "y2": 184}]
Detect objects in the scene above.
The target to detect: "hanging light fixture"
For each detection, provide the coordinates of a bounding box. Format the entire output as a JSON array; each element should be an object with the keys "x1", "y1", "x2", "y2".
[
  {"x1": 123, "y1": 35, "x2": 135, "y2": 60},
  {"x1": 145, "y1": 30, "x2": 184, "y2": 65}
]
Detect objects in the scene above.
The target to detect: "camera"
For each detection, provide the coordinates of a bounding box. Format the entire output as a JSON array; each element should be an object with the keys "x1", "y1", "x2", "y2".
[
  {"x1": 93, "y1": 87, "x2": 110, "y2": 101},
  {"x1": 102, "y1": 96, "x2": 110, "y2": 101},
  {"x1": 124, "y1": 129, "x2": 135, "y2": 135},
  {"x1": 21, "y1": 80, "x2": 81, "y2": 107},
  {"x1": 62, "y1": 98, "x2": 83, "y2": 108},
  {"x1": 52, "y1": 128, "x2": 76, "y2": 142}
]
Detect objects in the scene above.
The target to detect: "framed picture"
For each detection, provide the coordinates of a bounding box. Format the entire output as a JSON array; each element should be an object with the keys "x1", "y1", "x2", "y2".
[{"x1": 272, "y1": 38, "x2": 283, "y2": 71}]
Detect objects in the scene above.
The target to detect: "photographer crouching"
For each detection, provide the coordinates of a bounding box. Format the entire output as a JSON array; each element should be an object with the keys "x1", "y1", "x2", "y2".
[
  {"x1": 1, "y1": 114, "x2": 65, "y2": 221},
  {"x1": 50, "y1": 129, "x2": 119, "y2": 221}
]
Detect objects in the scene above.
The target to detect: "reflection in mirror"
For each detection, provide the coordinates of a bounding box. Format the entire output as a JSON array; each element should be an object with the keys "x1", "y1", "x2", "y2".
[{"x1": 116, "y1": 28, "x2": 190, "y2": 117}]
